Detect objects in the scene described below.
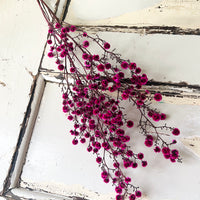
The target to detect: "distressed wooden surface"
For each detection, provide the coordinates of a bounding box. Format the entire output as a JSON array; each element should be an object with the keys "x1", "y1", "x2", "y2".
[
  {"x1": 66, "y1": 0, "x2": 200, "y2": 34},
  {"x1": 40, "y1": 71, "x2": 200, "y2": 106},
  {"x1": 181, "y1": 136, "x2": 200, "y2": 158},
  {"x1": 1, "y1": 0, "x2": 200, "y2": 199},
  {"x1": 6, "y1": 188, "x2": 72, "y2": 200}
]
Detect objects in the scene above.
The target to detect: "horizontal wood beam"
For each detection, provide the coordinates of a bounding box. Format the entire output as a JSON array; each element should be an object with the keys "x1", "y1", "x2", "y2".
[
  {"x1": 75, "y1": 25, "x2": 200, "y2": 36},
  {"x1": 39, "y1": 70, "x2": 200, "y2": 105}
]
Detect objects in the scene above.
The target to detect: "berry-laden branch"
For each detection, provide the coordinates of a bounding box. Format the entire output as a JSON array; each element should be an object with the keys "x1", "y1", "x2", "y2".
[{"x1": 37, "y1": 1, "x2": 181, "y2": 199}]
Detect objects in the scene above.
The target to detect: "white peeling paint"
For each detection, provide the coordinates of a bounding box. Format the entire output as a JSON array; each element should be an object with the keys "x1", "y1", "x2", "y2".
[
  {"x1": 162, "y1": 96, "x2": 200, "y2": 105},
  {"x1": 66, "y1": 0, "x2": 200, "y2": 29},
  {"x1": 10, "y1": 187, "x2": 71, "y2": 200},
  {"x1": 21, "y1": 181, "x2": 116, "y2": 200},
  {"x1": 181, "y1": 136, "x2": 200, "y2": 159}
]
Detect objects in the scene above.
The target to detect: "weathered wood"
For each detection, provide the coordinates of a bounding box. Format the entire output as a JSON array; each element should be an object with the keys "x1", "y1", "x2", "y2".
[
  {"x1": 39, "y1": 69, "x2": 200, "y2": 105},
  {"x1": 74, "y1": 25, "x2": 200, "y2": 35},
  {"x1": 145, "y1": 81, "x2": 200, "y2": 105},
  {"x1": 181, "y1": 136, "x2": 200, "y2": 159},
  {"x1": 5, "y1": 187, "x2": 72, "y2": 200}
]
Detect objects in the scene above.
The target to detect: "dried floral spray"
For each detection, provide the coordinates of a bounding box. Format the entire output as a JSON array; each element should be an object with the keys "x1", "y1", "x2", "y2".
[{"x1": 37, "y1": 1, "x2": 181, "y2": 199}]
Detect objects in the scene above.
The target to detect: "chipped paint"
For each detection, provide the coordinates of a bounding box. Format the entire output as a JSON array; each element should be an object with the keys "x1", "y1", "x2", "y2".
[
  {"x1": 40, "y1": 69, "x2": 200, "y2": 105},
  {"x1": 0, "y1": 81, "x2": 6, "y2": 87},
  {"x1": 181, "y1": 136, "x2": 200, "y2": 158},
  {"x1": 144, "y1": 81, "x2": 200, "y2": 105},
  {"x1": 66, "y1": 0, "x2": 200, "y2": 34},
  {"x1": 7, "y1": 187, "x2": 71, "y2": 200},
  {"x1": 20, "y1": 181, "x2": 116, "y2": 200},
  {"x1": 74, "y1": 25, "x2": 200, "y2": 35},
  {"x1": 25, "y1": 68, "x2": 36, "y2": 79}
]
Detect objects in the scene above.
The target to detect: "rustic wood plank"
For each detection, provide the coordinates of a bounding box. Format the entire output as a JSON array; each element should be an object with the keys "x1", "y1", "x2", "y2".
[
  {"x1": 74, "y1": 25, "x2": 200, "y2": 35},
  {"x1": 181, "y1": 136, "x2": 200, "y2": 159},
  {"x1": 40, "y1": 70, "x2": 200, "y2": 105},
  {"x1": 6, "y1": 187, "x2": 72, "y2": 200}
]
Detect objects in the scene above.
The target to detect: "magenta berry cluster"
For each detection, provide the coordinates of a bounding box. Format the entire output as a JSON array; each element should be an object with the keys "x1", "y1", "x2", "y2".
[{"x1": 37, "y1": 1, "x2": 181, "y2": 199}]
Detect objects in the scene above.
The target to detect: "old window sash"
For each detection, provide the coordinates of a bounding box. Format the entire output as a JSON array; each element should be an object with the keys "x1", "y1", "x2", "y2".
[{"x1": 2, "y1": 0, "x2": 200, "y2": 199}]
